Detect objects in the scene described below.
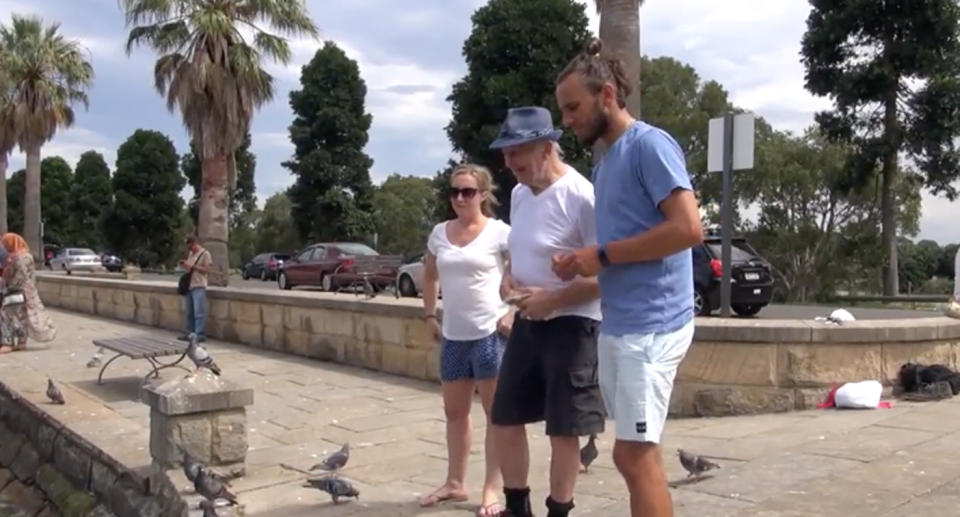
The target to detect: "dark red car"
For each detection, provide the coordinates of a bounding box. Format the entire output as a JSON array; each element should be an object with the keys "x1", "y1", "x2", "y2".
[{"x1": 277, "y1": 242, "x2": 399, "y2": 292}]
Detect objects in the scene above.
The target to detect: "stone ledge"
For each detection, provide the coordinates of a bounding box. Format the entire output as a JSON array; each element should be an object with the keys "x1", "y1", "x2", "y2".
[{"x1": 142, "y1": 375, "x2": 253, "y2": 416}]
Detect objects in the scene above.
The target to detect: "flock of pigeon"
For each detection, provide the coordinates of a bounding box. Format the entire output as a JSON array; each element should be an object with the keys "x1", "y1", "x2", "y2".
[{"x1": 47, "y1": 334, "x2": 720, "y2": 513}]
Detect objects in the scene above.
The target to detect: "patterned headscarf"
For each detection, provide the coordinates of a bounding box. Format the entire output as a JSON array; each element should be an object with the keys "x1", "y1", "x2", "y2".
[{"x1": 1, "y1": 233, "x2": 30, "y2": 257}]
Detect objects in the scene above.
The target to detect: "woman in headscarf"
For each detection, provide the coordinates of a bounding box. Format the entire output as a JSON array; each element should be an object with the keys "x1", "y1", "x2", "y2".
[{"x1": 0, "y1": 233, "x2": 55, "y2": 353}]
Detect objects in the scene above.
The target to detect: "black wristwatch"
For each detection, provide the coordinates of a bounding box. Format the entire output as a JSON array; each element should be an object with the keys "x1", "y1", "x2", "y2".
[{"x1": 597, "y1": 245, "x2": 610, "y2": 267}]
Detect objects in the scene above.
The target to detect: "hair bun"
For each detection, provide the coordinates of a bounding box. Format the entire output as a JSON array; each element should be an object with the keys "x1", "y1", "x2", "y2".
[{"x1": 587, "y1": 38, "x2": 603, "y2": 56}]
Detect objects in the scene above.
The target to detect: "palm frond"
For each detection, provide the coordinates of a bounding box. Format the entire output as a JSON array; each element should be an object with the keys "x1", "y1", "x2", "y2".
[{"x1": 252, "y1": 31, "x2": 290, "y2": 63}]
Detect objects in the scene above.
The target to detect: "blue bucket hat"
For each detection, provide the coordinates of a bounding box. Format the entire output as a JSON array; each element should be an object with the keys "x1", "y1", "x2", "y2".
[{"x1": 489, "y1": 106, "x2": 563, "y2": 149}]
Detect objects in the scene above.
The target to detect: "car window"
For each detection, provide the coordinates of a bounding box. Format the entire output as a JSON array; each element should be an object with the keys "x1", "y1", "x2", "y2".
[
  {"x1": 297, "y1": 248, "x2": 314, "y2": 262},
  {"x1": 706, "y1": 243, "x2": 755, "y2": 262},
  {"x1": 311, "y1": 247, "x2": 328, "y2": 260},
  {"x1": 335, "y1": 243, "x2": 378, "y2": 256},
  {"x1": 274, "y1": 254, "x2": 290, "y2": 261},
  {"x1": 70, "y1": 249, "x2": 96, "y2": 256}
]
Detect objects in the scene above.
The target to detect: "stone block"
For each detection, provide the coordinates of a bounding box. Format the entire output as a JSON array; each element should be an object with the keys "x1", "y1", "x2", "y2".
[
  {"x1": 53, "y1": 435, "x2": 92, "y2": 488},
  {"x1": 0, "y1": 424, "x2": 24, "y2": 466},
  {"x1": 209, "y1": 298, "x2": 230, "y2": 321},
  {"x1": 285, "y1": 330, "x2": 310, "y2": 357},
  {"x1": 113, "y1": 289, "x2": 134, "y2": 306},
  {"x1": 230, "y1": 301, "x2": 261, "y2": 324},
  {"x1": 150, "y1": 410, "x2": 212, "y2": 469},
  {"x1": 358, "y1": 315, "x2": 405, "y2": 346},
  {"x1": 234, "y1": 322, "x2": 263, "y2": 347},
  {"x1": 159, "y1": 309, "x2": 182, "y2": 331},
  {"x1": 37, "y1": 463, "x2": 96, "y2": 516},
  {"x1": 135, "y1": 307, "x2": 160, "y2": 327},
  {"x1": 882, "y1": 342, "x2": 957, "y2": 384},
  {"x1": 262, "y1": 326, "x2": 285, "y2": 351},
  {"x1": 692, "y1": 386, "x2": 795, "y2": 417},
  {"x1": 157, "y1": 294, "x2": 181, "y2": 313},
  {"x1": 405, "y1": 319, "x2": 436, "y2": 349},
  {"x1": 406, "y1": 349, "x2": 429, "y2": 380},
  {"x1": 780, "y1": 343, "x2": 883, "y2": 387},
  {"x1": 425, "y1": 348, "x2": 440, "y2": 382},
  {"x1": 10, "y1": 441, "x2": 40, "y2": 481},
  {"x1": 381, "y1": 346, "x2": 408, "y2": 376},
  {"x1": 322, "y1": 310, "x2": 355, "y2": 336},
  {"x1": 261, "y1": 304, "x2": 283, "y2": 327},
  {"x1": 212, "y1": 409, "x2": 248, "y2": 464},
  {"x1": 0, "y1": 479, "x2": 47, "y2": 516},
  {"x1": 283, "y1": 307, "x2": 312, "y2": 331},
  {"x1": 142, "y1": 375, "x2": 254, "y2": 416},
  {"x1": 115, "y1": 304, "x2": 136, "y2": 322},
  {"x1": 0, "y1": 469, "x2": 11, "y2": 491},
  {"x1": 123, "y1": 265, "x2": 141, "y2": 280},
  {"x1": 678, "y1": 342, "x2": 778, "y2": 386},
  {"x1": 77, "y1": 297, "x2": 96, "y2": 314},
  {"x1": 308, "y1": 334, "x2": 346, "y2": 362},
  {"x1": 90, "y1": 461, "x2": 118, "y2": 499},
  {"x1": 94, "y1": 301, "x2": 116, "y2": 319},
  {"x1": 76, "y1": 286, "x2": 95, "y2": 301},
  {"x1": 695, "y1": 318, "x2": 812, "y2": 343}
]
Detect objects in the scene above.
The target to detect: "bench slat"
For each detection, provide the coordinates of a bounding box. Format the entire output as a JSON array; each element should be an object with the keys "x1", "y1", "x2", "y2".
[{"x1": 93, "y1": 335, "x2": 186, "y2": 359}]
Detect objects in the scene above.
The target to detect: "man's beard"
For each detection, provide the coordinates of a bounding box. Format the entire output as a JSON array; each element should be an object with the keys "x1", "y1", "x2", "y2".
[{"x1": 580, "y1": 104, "x2": 610, "y2": 147}]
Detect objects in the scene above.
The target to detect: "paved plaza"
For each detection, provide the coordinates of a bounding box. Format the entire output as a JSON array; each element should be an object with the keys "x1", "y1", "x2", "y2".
[{"x1": 2, "y1": 309, "x2": 960, "y2": 516}]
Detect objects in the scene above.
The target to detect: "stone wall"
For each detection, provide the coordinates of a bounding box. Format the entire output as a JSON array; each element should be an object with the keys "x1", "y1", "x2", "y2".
[
  {"x1": 0, "y1": 381, "x2": 188, "y2": 517},
  {"x1": 37, "y1": 275, "x2": 960, "y2": 417}
]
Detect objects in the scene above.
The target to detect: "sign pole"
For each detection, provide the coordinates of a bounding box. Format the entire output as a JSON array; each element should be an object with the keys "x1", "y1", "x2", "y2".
[{"x1": 720, "y1": 114, "x2": 734, "y2": 318}]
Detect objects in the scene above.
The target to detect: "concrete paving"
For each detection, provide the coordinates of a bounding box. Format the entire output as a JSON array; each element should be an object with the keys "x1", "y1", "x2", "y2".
[{"x1": 2, "y1": 309, "x2": 960, "y2": 516}]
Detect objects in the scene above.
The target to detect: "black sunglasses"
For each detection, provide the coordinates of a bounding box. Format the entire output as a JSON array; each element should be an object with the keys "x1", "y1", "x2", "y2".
[{"x1": 449, "y1": 187, "x2": 479, "y2": 199}]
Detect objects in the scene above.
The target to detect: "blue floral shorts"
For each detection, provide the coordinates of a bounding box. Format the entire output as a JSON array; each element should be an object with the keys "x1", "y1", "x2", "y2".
[{"x1": 441, "y1": 332, "x2": 505, "y2": 382}]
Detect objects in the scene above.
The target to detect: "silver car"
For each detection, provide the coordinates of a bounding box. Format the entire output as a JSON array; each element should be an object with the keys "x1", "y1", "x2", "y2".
[
  {"x1": 396, "y1": 254, "x2": 426, "y2": 297},
  {"x1": 50, "y1": 248, "x2": 104, "y2": 275}
]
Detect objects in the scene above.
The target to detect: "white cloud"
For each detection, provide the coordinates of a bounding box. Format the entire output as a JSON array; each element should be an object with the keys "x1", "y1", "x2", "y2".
[{"x1": 6, "y1": 127, "x2": 115, "y2": 173}]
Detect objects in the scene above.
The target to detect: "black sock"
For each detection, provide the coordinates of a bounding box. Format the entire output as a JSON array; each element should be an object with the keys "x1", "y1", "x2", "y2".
[
  {"x1": 546, "y1": 496, "x2": 575, "y2": 517},
  {"x1": 504, "y1": 487, "x2": 533, "y2": 517}
]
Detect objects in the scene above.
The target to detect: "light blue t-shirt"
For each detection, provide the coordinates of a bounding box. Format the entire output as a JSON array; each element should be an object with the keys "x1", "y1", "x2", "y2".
[{"x1": 593, "y1": 121, "x2": 694, "y2": 336}]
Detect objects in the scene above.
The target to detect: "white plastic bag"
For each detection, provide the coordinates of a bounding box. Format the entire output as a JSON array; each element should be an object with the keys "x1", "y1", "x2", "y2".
[{"x1": 834, "y1": 380, "x2": 882, "y2": 409}]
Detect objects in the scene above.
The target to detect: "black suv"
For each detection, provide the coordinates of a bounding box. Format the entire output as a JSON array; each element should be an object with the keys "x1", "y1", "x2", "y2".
[
  {"x1": 242, "y1": 252, "x2": 291, "y2": 281},
  {"x1": 692, "y1": 235, "x2": 774, "y2": 317}
]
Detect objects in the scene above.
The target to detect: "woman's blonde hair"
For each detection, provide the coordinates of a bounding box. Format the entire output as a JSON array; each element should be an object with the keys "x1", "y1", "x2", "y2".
[{"x1": 451, "y1": 163, "x2": 500, "y2": 217}]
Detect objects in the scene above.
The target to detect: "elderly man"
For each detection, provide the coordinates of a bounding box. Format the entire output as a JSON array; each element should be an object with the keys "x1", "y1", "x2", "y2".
[{"x1": 488, "y1": 106, "x2": 605, "y2": 517}]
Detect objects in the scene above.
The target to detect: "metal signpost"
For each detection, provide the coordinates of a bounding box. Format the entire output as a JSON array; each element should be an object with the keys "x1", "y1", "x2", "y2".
[{"x1": 707, "y1": 112, "x2": 755, "y2": 317}]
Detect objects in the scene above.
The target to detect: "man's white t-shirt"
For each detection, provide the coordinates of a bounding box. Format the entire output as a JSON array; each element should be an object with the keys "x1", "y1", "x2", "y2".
[
  {"x1": 428, "y1": 219, "x2": 511, "y2": 340},
  {"x1": 508, "y1": 165, "x2": 602, "y2": 321}
]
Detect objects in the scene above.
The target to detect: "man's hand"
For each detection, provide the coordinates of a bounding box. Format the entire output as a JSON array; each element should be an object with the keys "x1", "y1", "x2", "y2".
[
  {"x1": 496, "y1": 311, "x2": 515, "y2": 337},
  {"x1": 179, "y1": 260, "x2": 189, "y2": 270},
  {"x1": 500, "y1": 272, "x2": 520, "y2": 301},
  {"x1": 552, "y1": 245, "x2": 601, "y2": 280},
  {"x1": 516, "y1": 287, "x2": 558, "y2": 320}
]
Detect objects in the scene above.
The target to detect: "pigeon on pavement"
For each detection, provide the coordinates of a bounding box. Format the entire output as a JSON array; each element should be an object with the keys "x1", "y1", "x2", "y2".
[
  {"x1": 199, "y1": 499, "x2": 219, "y2": 517},
  {"x1": 580, "y1": 434, "x2": 598, "y2": 473},
  {"x1": 86, "y1": 348, "x2": 104, "y2": 368},
  {"x1": 304, "y1": 476, "x2": 360, "y2": 504},
  {"x1": 187, "y1": 333, "x2": 221, "y2": 376},
  {"x1": 46, "y1": 379, "x2": 65, "y2": 405},
  {"x1": 310, "y1": 442, "x2": 350, "y2": 473},
  {"x1": 678, "y1": 449, "x2": 720, "y2": 478},
  {"x1": 194, "y1": 466, "x2": 237, "y2": 505}
]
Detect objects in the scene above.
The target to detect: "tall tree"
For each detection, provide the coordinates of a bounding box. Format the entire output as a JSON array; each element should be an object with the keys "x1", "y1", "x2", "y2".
[
  {"x1": 39, "y1": 156, "x2": 73, "y2": 246},
  {"x1": 103, "y1": 130, "x2": 185, "y2": 267},
  {"x1": 122, "y1": 0, "x2": 318, "y2": 285},
  {"x1": 593, "y1": 0, "x2": 643, "y2": 116},
  {"x1": 0, "y1": 45, "x2": 15, "y2": 235},
  {"x1": 255, "y1": 192, "x2": 299, "y2": 254},
  {"x1": 372, "y1": 175, "x2": 438, "y2": 256},
  {"x1": 284, "y1": 41, "x2": 375, "y2": 243},
  {"x1": 446, "y1": 0, "x2": 592, "y2": 220},
  {"x1": 801, "y1": 0, "x2": 960, "y2": 295},
  {"x1": 1, "y1": 15, "x2": 93, "y2": 259},
  {"x1": 70, "y1": 151, "x2": 113, "y2": 249},
  {"x1": 182, "y1": 134, "x2": 257, "y2": 227},
  {"x1": 6, "y1": 169, "x2": 23, "y2": 234}
]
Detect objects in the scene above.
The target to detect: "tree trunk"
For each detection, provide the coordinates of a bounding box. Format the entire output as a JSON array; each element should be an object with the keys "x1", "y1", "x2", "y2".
[
  {"x1": 881, "y1": 90, "x2": 899, "y2": 296},
  {"x1": 199, "y1": 154, "x2": 230, "y2": 286},
  {"x1": 0, "y1": 152, "x2": 7, "y2": 235},
  {"x1": 24, "y1": 145, "x2": 42, "y2": 262},
  {"x1": 594, "y1": 0, "x2": 642, "y2": 163}
]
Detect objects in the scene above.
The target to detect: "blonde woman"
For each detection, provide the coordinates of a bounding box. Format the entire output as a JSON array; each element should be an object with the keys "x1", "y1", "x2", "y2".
[{"x1": 420, "y1": 164, "x2": 512, "y2": 516}]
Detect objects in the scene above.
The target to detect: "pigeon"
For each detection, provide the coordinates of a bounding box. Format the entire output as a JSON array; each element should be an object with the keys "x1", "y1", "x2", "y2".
[
  {"x1": 187, "y1": 333, "x2": 221, "y2": 376},
  {"x1": 579, "y1": 434, "x2": 598, "y2": 473},
  {"x1": 677, "y1": 449, "x2": 720, "y2": 478},
  {"x1": 198, "y1": 499, "x2": 219, "y2": 517},
  {"x1": 194, "y1": 466, "x2": 237, "y2": 505},
  {"x1": 86, "y1": 348, "x2": 104, "y2": 368},
  {"x1": 310, "y1": 442, "x2": 350, "y2": 473},
  {"x1": 304, "y1": 476, "x2": 360, "y2": 504},
  {"x1": 46, "y1": 379, "x2": 65, "y2": 405},
  {"x1": 182, "y1": 449, "x2": 202, "y2": 482}
]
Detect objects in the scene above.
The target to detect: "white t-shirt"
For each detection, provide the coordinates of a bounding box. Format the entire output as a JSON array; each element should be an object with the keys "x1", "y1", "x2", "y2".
[
  {"x1": 428, "y1": 219, "x2": 512, "y2": 340},
  {"x1": 508, "y1": 166, "x2": 602, "y2": 321}
]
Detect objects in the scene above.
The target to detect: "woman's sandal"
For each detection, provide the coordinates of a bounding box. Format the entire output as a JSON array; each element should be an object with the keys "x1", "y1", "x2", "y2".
[
  {"x1": 476, "y1": 502, "x2": 506, "y2": 516},
  {"x1": 418, "y1": 488, "x2": 469, "y2": 507}
]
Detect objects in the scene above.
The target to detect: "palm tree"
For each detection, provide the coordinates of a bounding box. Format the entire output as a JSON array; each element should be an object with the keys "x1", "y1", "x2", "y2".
[
  {"x1": 122, "y1": 0, "x2": 318, "y2": 286},
  {"x1": 0, "y1": 15, "x2": 93, "y2": 258},
  {"x1": 0, "y1": 47, "x2": 16, "y2": 235},
  {"x1": 594, "y1": 0, "x2": 643, "y2": 116}
]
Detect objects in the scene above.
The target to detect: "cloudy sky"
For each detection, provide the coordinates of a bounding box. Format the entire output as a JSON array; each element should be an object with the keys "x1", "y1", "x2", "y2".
[{"x1": 2, "y1": 0, "x2": 957, "y2": 244}]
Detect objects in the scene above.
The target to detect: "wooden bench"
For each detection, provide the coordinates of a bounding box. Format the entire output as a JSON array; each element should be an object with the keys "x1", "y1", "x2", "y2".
[
  {"x1": 333, "y1": 255, "x2": 404, "y2": 298},
  {"x1": 92, "y1": 335, "x2": 190, "y2": 385}
]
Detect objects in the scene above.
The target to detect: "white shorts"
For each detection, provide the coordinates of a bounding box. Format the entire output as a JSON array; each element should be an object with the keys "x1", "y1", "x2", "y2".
[{"x1": 598, "y1": 320, "x2": 694, "y2": 443}]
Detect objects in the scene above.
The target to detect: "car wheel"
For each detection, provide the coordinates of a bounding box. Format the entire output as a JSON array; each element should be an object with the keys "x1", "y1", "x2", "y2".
[
  {"x1": 278, "y1": 272, "x2": 292, "y2": 290},
  {"x1": 242, "y1": 270, "x2": 249, "y2": 280},
  {"x1": 398, "y1": 275, "x2": 417, "y2": 297},
  {"x1": 321, "y1": 273, "x2": 334, "y2": 292},
  {"x1": 732, "y1": 303, "x2": 762, "y2": 317},
  {"x1": 694, "y1": 288, "x2": 711, "y2": 316}
]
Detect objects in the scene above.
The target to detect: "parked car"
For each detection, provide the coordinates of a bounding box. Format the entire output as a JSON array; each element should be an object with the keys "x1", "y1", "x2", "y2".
[
  {"x1": 693, "y1": 235, "x2": 774, "y2": 317},
  {"x1": 278, "y1": 243, "x2": 400, "y2": 292},
  {"x1": 396, "y1": 254, "x2": 425, "y2": 297},
  {"x1": 100, "y1": 252, "x2": 124, "y2": 272},
  {"x1": 242, "y1": 252, "x2": 290, "y2": 281},
  {"x1": 49, "y1": 247, "x2": 103, "y2": 275}
]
